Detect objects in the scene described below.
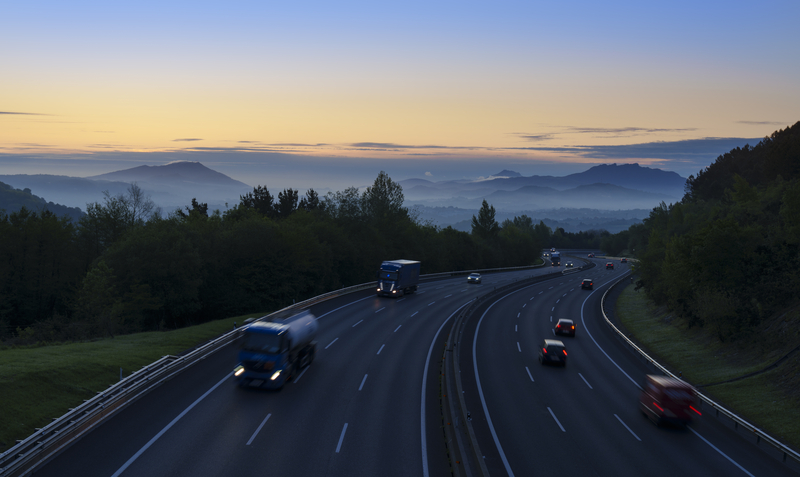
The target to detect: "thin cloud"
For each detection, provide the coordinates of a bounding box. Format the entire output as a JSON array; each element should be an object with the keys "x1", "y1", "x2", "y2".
[
  {"x1": 517, "y1": 134, "x2": 555, "y2": 142},
  {"x1": 173, "y1": 138, "x2": 203, "y2": 142},
  {"x1": 736, "y1": 120, "x2": 788, "y2": 126},
  {"x1": 563, "y1": 126, "x2": 698, "y2": 136},
  {"x1": 0, "y1": 111, "x2": 48, "y2": 115}
]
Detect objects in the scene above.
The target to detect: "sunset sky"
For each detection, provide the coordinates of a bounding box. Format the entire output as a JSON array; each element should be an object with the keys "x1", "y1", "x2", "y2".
[{"x1": 2, "y1": 0, "x2": 798, "y2": 188}]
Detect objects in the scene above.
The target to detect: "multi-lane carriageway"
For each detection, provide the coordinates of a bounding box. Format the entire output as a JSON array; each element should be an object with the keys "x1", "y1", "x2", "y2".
[{"x1": 34, "y1": 258, "x2": 797, "y2": 477}]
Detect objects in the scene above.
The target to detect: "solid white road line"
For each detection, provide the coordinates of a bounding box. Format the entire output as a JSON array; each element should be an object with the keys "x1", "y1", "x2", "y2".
[
  {"x1": 614, "y1": 414, "x2": 641, "y2": 442},
  {"x1": 246, "y1": 413, "x2": 272, "y2": 445},
  {"x1": 111, "y1": 373, "x2": 230, "y2": 477},
  {"x1": 359, "y1": 374, "x2": 368, "y2": 391},
  {"x1": 548, "y1": 407, "x2": 566, "y2": 432},
  {"x1": 336, "y1": 423, "x2": 348, "y2": 453},
  {"x1": 316, "y1": 295, "x2": 373, "y2": 319},
  {"x1": 578, "y1": 373, "x2": 593, "y2": 389},
  {"x1": 325, "y1": 338, "x2": 338, "y2": 349},
  {"x1": 421, "y1": 301, "x2": 471, "y2": 477},
  {"x1": 688, "y1": 427, "x2": 755, "y2": 477}
]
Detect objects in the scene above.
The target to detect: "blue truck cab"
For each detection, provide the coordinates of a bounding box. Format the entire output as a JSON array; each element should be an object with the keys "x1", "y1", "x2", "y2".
[{"x1": 234, "y1": 310, "x2": 317, "y2": 389}]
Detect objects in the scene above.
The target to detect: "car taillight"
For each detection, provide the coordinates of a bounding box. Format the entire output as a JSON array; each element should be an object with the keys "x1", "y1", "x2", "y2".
[
  {"x1": 653, "y1": 402, "x2": 664, "y2": 412},
  {"x1": 571, "y1": 326, "x2": 575, "y2": 329},
  {"x1": 562, "y1": 350, "x2": 567, "y2": 356},
  {"x1": 690, "y1": 406, "x2": 702, "y2": 415},
  {"x1": 542, "y1": 348, "x2": 547, "y2": 353}
]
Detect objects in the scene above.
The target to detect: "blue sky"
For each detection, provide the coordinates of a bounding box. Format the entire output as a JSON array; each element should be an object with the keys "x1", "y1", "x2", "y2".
[{"x1": 1, "y1": 1, "x2": 798, "y2": 189}]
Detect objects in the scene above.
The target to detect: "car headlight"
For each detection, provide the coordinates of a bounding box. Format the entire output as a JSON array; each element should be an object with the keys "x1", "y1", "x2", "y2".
[
  {"x1": 270, "y1": 370, "x2": 282, "y2": 381},
  {"x1": 234, "y1": 365, "x2": 245, "y2": 377}
]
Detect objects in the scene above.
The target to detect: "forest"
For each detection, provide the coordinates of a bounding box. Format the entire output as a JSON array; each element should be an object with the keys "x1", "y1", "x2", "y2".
[
  {"x1": 0, "y1": 171, "x2": 607, "y2": 343},
  {"x1": 602, "y1": 121, "x2": 800, "y2": 342}
]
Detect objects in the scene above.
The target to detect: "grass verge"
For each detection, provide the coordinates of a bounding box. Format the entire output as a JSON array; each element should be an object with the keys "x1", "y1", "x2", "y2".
[
  {"x1": 0, "y1": 313, "x2": 261, "y2": 453},
  {"x1": 616, "y1": 284, "x2": 800, "y2": 451}
]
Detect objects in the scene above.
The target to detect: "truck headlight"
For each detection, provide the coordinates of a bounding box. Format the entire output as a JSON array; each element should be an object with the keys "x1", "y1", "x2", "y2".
[
  {"x1": 234, "y1": 365, "x2": 245, "y2": 377},
  {"x1": 270, "y1": 371, "x2": 282, "y2": 381}
]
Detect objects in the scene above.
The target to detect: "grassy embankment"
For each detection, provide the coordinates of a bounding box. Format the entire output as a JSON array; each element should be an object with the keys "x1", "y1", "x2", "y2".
[
  {"x1": 0, "y1": 313, "x2": 259, "y2": 453},
  {"x1": 616, "y1": 284, "x2": 800, "y2": 450}
]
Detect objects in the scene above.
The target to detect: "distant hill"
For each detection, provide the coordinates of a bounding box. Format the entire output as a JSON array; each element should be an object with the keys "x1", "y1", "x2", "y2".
[
  {"x1": 0, "y1": 181, "x2": 84, "y2": 222},
  {"x1": 88, "y1": 161, "x2": 250, "y2": 188},
  {"x1": 0, "y1": 161, "x2": 253, "y2": 213},
  {"x1": 400, "y1": 163, "x2": 685, "y2": 212}
]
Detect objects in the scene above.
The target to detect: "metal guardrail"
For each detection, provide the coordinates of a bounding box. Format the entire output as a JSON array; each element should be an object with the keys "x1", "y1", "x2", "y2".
[
  {"x1": 0, "y1": 261, "x2": 547, "y2": 477},
  {"x1": 600, "y1": 273, "x2": 800, "y2": 468}
]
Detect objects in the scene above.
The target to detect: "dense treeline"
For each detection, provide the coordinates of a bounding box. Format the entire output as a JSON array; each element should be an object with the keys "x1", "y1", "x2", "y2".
[
  {"x1": 603, "y1": 121, "x2": 800, "y2": 341},
  {"x1": 1, "y1": 171, "x2": 597, "y2": 342}
]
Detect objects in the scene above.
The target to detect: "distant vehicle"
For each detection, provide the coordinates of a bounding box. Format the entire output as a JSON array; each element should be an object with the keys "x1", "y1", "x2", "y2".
[
  {"x1": 234, "y1": 310, "x2": 318, "y2": 390},
  {"x1": 588, "y1": 253, "x2": 595, "y2": 258},
  {"x1": 550, "y1": 247, "x2": 556, "y2": 252},
  {"x1": 539, "y1": 339, "x2": 567, "y2": 366},
  {"x1": 565, "y1": 261, "x2": 573, "y2": 268},
  {"x1": 640, "y1": 375, "x2": 701, "y2": 426},
  {"x1": 550, "y1": 251, "x2": 561, "y2": 266},
  {"x1": 555, "y1": 318, "x2": 576, "y2": 337},
  {"x1": 543, "y1": 252, "x2": 550, "y2": 257},
  {"x1": 621, "y1": 258, "x2": 628, "y2": 263},
  {"x1": 377, "y1": 260, "x2": 420, "y2": 297},
  {"x1": 467, "y1": 273, "x2": 482, "y2": 284},
  {"x1": 606, "y1": 262, "x2": 614, "y2": 269},
  {"x1": 581, "y1": 279, "x2": 593, "y2": 290}
]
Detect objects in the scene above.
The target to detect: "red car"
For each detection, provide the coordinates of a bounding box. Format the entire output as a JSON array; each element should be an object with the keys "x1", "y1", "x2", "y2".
[{"x1": 640, "y1": 375, "x2": 701, "y2": 426}]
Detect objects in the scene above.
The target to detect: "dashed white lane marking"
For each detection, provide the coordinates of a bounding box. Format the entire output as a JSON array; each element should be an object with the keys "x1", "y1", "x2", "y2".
[
  {"x1": 293, "y1": 366, "x2": 310, "y2": 383},
  {"x1": 325, "y1": 338, "x2": 338, "y2": 349},
  {"x1": 394, "y1": 325, "x2": 402, "y2": 332},
  {"x1": 359, "y1": 374, "x2": 368, "y2": 391},
  {"x1": 428, "y1": 302, "x2": 436, "y2": 306},
  {"x1": 517, "y1": 342, "x2": 521, "y2": 352},
  {"x1": 578, "y1": 373, "x2": 593, "y2": 389},
  {"x1": 352, "y1": 320, "x2": 363, "y2": 327},
  {"x1": 445, "y1": 294, "x2": 453, "y2": 298},
  {"x1": 336, "y1": 423, "x2": 348, "y2": 453},
  {"x1": 411, "y1": 311, "x2": 419, "y2": 317},
  {"x1": 525, "y1": 367, "x2": 534, "y2": 382},
  {"x1": 548, "y1": 407, "x2": 566, "y2": 432},
  {"x1": 377, "y1": 344, "x2": 385, "y2": 354},
  {"x1": 246, "y1": 413, "x2": 271, "y2": 446},
  {"x1": 614, "y1": 414, "x2": 641, "y2": 442}
]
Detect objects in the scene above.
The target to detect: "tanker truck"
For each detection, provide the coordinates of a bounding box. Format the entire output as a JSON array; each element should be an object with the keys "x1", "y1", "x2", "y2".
[
  {"x1": 376, "y1": 259, "x2": 421, "y2": 297},
  {"x1": 233, "y1": 310, "x2": 318, "y2": 389}
]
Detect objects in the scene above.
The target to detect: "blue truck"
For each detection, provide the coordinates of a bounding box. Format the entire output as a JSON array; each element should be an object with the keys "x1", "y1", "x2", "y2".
[
  {"x1": 550, "y1": 251, "x2": 561, "y2": 266},
  {"x1": 376, "y1": 259, "x2": 421, "y2": 297},
  {"x1": 234, "y1": 310, "x2": 318, "y2": 389}
]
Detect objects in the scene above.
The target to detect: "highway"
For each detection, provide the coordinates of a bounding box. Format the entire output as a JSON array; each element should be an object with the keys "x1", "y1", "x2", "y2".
[
  {"x1": 31, "y1": 257, "x2": 799, "y2": 476},
  {"x1": 459, "y1": 257, "x2": 798, "y2": 476},
  {"x1": 34, "y1": 266, "x2": 555, "y2": 477}
]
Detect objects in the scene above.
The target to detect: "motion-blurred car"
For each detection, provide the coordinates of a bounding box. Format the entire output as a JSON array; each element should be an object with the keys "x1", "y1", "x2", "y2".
[
  {"x1": 467, "y1": 273, "x2": 482, "y2": 284},
  {"x1": 565, "y1": 261, "x2": 573, "y2": 268},
  {"x1": 587, "y1": 253, "x2": 595, "y2": 258},
  {"x1": 606, "y1": 262, "x2": 614, "y2": 269},
  {"x1": 640, "y1": 375, "x2": 701, "y2": 427},
  {"x1": 581, "y1": 279, "x2": 593, "y2": 289},
  {"x1": 621, "y1": 258, "x2": 628, "y2": 263},
  {"x1": 555, "y1": 318, "x2": 576, "y2": 337},
  {"x1": 550, "y1": 248, "x2": 556, "y2": 252},
  {"x1": 543, "y1": 253, "x2": 550, "y2": 257},
  {"x1": 538, "y1": 339, "x2": 568, "y2": 366}
]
